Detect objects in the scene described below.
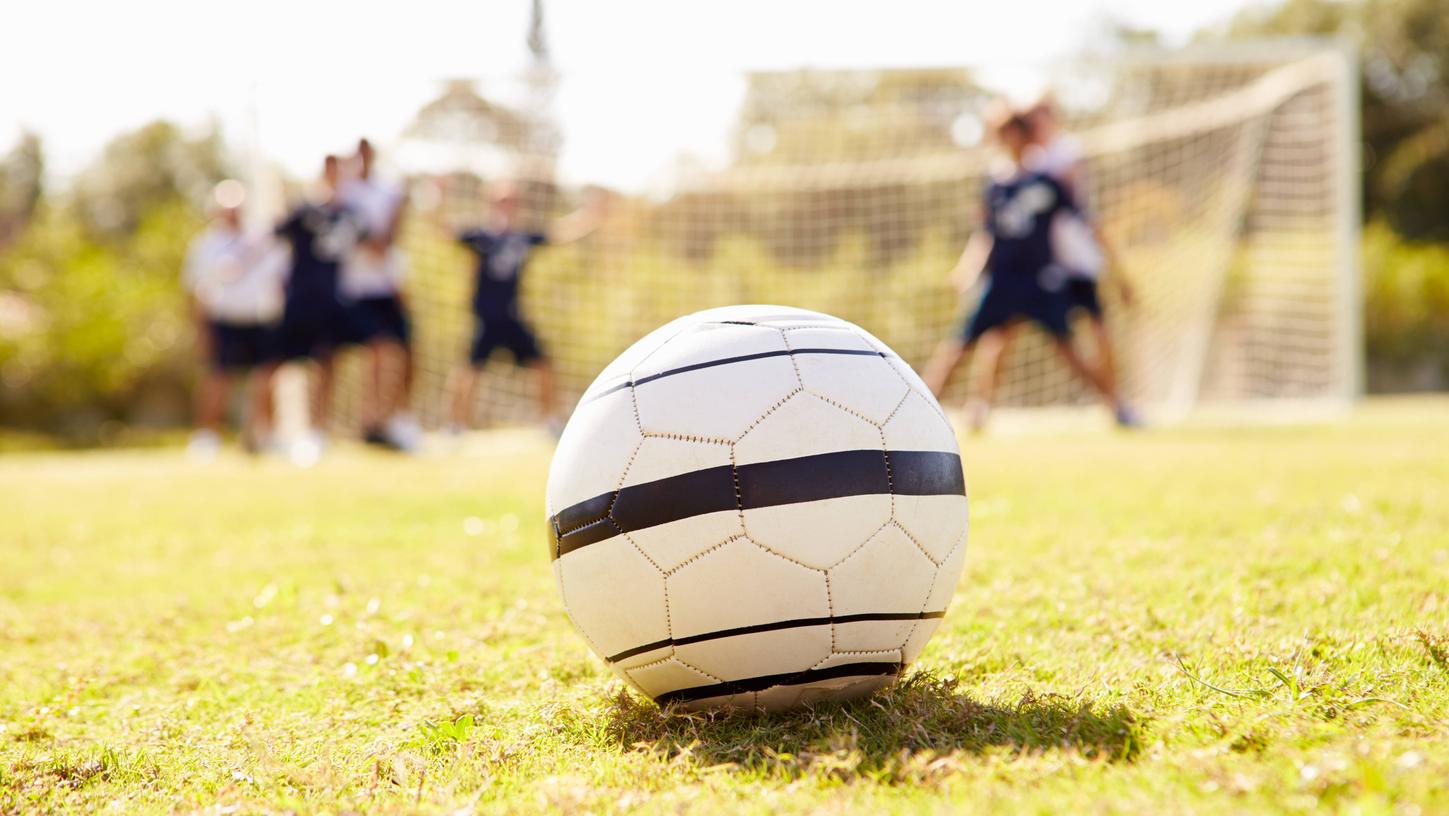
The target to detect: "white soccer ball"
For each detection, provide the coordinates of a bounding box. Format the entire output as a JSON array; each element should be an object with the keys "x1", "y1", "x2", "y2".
[{"x1": 547, "y1": 305, "x2": 968, "y2": 711}]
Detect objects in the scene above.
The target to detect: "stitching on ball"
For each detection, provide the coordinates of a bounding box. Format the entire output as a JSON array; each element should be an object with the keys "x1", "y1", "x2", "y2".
[
  {"x1": 881, "y1": 388, "x2": 912, "y2": 425},
  {"x1": 827, "y1": 517, "x2": 895, "y2": 569},
  {"x1": 804, "y1": 389, "x2": 885, "y2": 428},
  {"x1": 675, "y1": 656, "x2": 726, "y2": 684},
  {"x1": 824, "y1": 572, "x2": 836, "y2": 650},
  {"x1": 639, "y1": 431, "x2": 733, "y2": 445},
  {"x1": 777, "y1": 327, "x2": 806, "y2": 388},
  {"x1": 732, "y1": 387, "x2": 804, "y2": 444},
  {"x1": 890, "y1": 518, "x2": 941, "y2": 567},
  {"x1": 627, "y1": 652, "x2": 679, "y2": 673},
  {"x1": 555, "y1": 566, "x2": 606, "y2": 656},
  {"x1": 742, "y1": 535, "x2": 828, "y2": 575},
  {"x1": 664, "y1": 535, "x2": 741, "y2": 576}
]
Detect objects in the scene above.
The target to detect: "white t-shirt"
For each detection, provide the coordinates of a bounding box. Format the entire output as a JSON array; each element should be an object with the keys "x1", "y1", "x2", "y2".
[
  {"x1": 339, "y1": 177, "x2": 407, "y2": 299},
  {"x1": 183, "y1": 226, "x2": 286, "y2": 324},
  {"x1": 1027, "y1": 135, "x2": 1104, "y2": 280}
]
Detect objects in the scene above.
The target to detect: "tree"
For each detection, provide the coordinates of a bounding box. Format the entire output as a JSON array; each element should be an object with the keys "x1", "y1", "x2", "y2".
[
  {"x1": 69, "y1": 120, "x2": 230, "y2": 237},
  {"x1": 1216, "y1": 0, "x2": 1449, "y2": 239},
  {"x1": 0, "y1": 131, "x2": 44, "y2": 248}
]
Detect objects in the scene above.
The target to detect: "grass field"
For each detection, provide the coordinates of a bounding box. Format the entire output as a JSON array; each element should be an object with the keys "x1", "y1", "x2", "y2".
[{"x1": 2, "y1": 397, "x2": 1447, "y2": 814}]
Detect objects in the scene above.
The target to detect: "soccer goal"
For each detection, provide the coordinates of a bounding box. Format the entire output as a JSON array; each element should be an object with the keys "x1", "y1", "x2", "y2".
[{"x1": 249, "y1": 39, "x2": 1361, "y2": 431}]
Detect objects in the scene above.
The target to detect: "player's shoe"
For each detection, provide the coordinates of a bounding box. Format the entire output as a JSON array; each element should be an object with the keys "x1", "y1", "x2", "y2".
[
  {"x1": 384, "y1": 413, "x2": 423, "y2": 453},
  {"x1": 289, "y1": 429, "x2": 327, "y2": 468},
  {"x1": 965, "y1": 399, "x2": 991, "y2": 434},
  {"x1": 187, "y1": 429, "x2": 221, "y2": 462},
  {"x1": 363, "y1": 425, "x2": 392, "y2": 448},
  {"x1": 1114, "y1": 403, "x2": 1143, "y2": 429}
]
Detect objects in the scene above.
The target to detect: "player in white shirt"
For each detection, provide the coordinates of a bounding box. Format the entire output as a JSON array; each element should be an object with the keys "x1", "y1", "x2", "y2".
[
  {"x1": 183, "y1": 181, "x2": 287, "y2": 458},
  {"x1": 339, "y1": 138, "x2": 418, "y2": 451},
  {"x1": 967, "y1": 95, "x2": 1139, "y2": 429}
]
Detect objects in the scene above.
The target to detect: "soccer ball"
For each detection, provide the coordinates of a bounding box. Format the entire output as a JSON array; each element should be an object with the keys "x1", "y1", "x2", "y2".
[{"x1": 547, "y1": 305, "x2": 967, "y2": 711}]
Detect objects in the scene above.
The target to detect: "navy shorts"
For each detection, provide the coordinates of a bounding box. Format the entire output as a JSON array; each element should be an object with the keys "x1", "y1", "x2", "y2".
[
  {"x1": 469, "y1": 314, "x2": 544, "y2": 366},
  {"x1": 278, "y1": 299, "x2": 353, "y2": 362},
  {"x1": 348, "y1": 295, "x2": 411, "y2": 346},
  {"x1": 1067, "y1": 278, "x2": 1103, "y2": 318},
  {"x1": 960, "y1": 280, "x2": 1071, "y2": 344},
  {"x1": 208, "y1": 321, "x2": 278, "y2": 372}
]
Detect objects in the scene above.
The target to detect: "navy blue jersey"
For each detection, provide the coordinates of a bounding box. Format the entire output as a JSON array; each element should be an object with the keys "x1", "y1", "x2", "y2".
[
  {"x1": 458, "y1": 228, "x2": 548, "y2": 317},
  {"x1": 982, "y1": 172, "x2": 1077, "y2": 288},
  {"x1": 277, "y1": 202, "x2": 357, "y2": 305}
]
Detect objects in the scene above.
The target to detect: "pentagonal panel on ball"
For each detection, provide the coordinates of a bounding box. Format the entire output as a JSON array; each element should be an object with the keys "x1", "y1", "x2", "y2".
[
  {"x1": 881, "y1": 390, "x2": 960, "y2": 454},
  {"x1": 892, "y1": 492, "x2": 968, "y2": 565},
  {"x1": 555, "y1": 540, "x2": 668, "y2": 662},
  {"x1": 735, "y1": 393, "x2": 893, "y2": 568},
  {"x1": 548, "y1": 394, "x2": 642, "y2": 515},
  {"x1": 674, "y1": 626, "x2": 831, "y2": 685},
  {"x1": 692, "y1": 304, "x2": 835, "y2": 326},
  {"x1": 788, "y1": 328, "x2": 907, "y2": 425},
  {"x1": 923, "y1": 532, "x2": 967, "y2": 613},
  {"x1": 631, "y1": 324, "x2": 800, "y2": 440},
  {"x1": 666, "y1": 537, "x2": 829, "y2": 640},
  {"x1": 579, "y1": 314, "x2": 699, "y2": 404},
  {"x1": 611, "y1": 436, "x2": 743, "y2": 570},
  {"x1": 827, "y1": 524, "x2": 938, "y2": 652},
  {"x1": 625, "y1": 656, "x2": 719, "y2": 701}
]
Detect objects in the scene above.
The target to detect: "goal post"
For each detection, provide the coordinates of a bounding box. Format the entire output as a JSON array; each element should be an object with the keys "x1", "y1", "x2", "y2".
[{"x1": 249, "y1": 39, "x2": 1362, "y2": 432}]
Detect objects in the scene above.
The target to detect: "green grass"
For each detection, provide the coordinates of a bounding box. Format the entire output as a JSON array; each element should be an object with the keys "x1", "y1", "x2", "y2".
[{"x1": 3, "y1": 398, "x2": 1447, "y2": 814}]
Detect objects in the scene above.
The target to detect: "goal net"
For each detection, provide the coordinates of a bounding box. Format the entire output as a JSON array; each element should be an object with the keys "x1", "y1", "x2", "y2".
[{"x1": 250, "y1": 40, "x2": 1360, "y2": 431}]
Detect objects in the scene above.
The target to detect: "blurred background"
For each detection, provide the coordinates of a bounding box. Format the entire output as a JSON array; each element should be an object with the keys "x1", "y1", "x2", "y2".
[{"x1": 2, "y1": 0, "x2": 1446, "y2": 447}]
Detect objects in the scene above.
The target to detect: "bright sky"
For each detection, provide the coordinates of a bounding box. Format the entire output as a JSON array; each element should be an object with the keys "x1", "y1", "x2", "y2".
[{"x1": 3, "y1": 0, "x2": 1261, "y2": 190}]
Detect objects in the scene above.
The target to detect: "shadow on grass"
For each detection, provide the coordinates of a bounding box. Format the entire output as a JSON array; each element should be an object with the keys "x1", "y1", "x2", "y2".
[{"x1": 596, "y1": 671, "x2": 1143, "y2": 783}]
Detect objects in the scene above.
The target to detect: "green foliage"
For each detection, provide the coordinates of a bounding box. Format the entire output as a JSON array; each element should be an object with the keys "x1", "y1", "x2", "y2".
[
  {"x1": 1362, "y1": 221, "x2": 1449, "y2": 387},
  {"x1": 1219, "y1": 0, "x2": 1449, "y2": 239},
  {"x1": 0, "y1": 199, "x2": 201, "y2": 435},
  {"x1": 0, "y1": 121, "x2": 223, "y2": 436}
]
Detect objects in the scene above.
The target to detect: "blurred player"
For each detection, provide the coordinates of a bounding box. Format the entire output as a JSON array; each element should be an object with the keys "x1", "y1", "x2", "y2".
[
  {"x1": 183, "y1": 180, "x2": 286, "y2": 459},
  {"x1": 444, "y1": 180, "x2": 608, "y2": 434},
  {"x1": 921, "y1": 111, "x2": 1125, "y2": 417},
  {"x1": 339, "y1": 138, "x2": 419, "y2": 451},
  {"x1": 275, "y1": 155, "x2": 358, "y2": 463},
  {"x1": 968, "y1": 95, "x2": 1139, "y2": 429}
]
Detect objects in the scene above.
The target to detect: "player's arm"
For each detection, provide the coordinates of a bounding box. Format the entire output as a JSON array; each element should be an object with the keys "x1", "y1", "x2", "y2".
[
  {"x1": 1093, "y1": 224, "x2": 1134, "y2": 307},
  {"x1": 1061, "y1": 177, "x2": 1135, "y2": 308},
  {"x1": 545, "y1": 187, "x2": 610, "y2": 245},
  {"x1": 181, "y1": 243, "x2": 212, "y2": 357},
  {"x1": 364, "y1": 190, "x2": 409, "y2": 252},
  {"x1": 950, "y1": 231, "x2": 992, "y2": 294}
]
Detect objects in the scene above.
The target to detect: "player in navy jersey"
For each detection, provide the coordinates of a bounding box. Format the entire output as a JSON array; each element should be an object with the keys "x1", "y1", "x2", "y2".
[
  {"x1": 275, "y1": 155, "x2": 359, "y2": 458},
  {"x1": 922, "y1": 111, "x2": 1125, "y2": 420},
  {"x1": 183, "y1": 181, "x2": 287, "y2": 459},
  {"x1": 444, "y1": 180, "x2": 608, "y2": 433},
  {"x1": 340, "y1": 138, "x2": 418, "y2": 451},
  {"x1": 968, "y1": 95, "x2": 1139, "y2": 429}
]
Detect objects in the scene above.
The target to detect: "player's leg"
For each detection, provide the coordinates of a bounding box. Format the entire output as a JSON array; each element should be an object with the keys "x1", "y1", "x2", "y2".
[
  {"x1": 378, "y1": 296, "x2": 419, "y2": 448},
  {"x1": 447, "y1": 366, "x2": 481, "y2": 431},
  {"x1": 530, "y1": 358, "x2": 559, "y2": 428},
  {"x1": 505, "y1": 318, "x2": 560, "y2": 429},
  {"x1": 1050, "y1": 339, "x2": 1117, "y2": 404},
  {"x1": 194, "y1": 370, "x2": 229, "y2": 435},
  {"x1": 1070, "y1": 278, "x2": 1139, "y2": 426},
  {"x1": 966, "y1": 323, "x2": 1018, "y2": 431},
  {"x1": 190, "y1": 322, "x2": 232, "y2": 459},
  {"x1": 243, "y1": 364, "x2": 277, "y2": 453},
  {"x1": 449, "y1": 317, "x2": 493, "y2": 431},
  {"x1": 311, "y1": 354, "x2": 335, "y2": 431},
  {"x1": 925, "y1": 283, "x2": 1005, "y2": 400},
  {"x1": 922, "y1": 339, "x2": 969, "y2": 398}
]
